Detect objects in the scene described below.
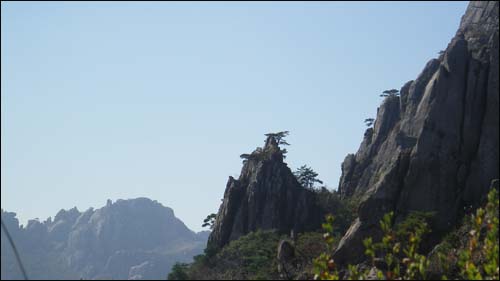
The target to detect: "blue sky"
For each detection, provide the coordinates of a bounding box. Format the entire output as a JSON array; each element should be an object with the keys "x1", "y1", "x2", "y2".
[{"x1": 1, "y1": 1, "x2": 468, "y2": 231}]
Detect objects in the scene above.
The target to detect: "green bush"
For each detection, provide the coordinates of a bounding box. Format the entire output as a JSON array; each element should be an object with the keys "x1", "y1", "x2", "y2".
[
  {"x1": 182, "y1": 230, "x2": 282, "y2": 280},
  {"x1": 215, "y1": 230, "x2": 281, "y2": 279},
  {"x1": 168, "y1": 263, "x2": 189, "y2": 280},
  {"x1": 313, "y1": 211, "x2": 431, "y2": 280},
  {"x1": 295, "y1": 232, "x2": 329, "y2": 261},
  {"x1": 458, "y1": 188, "x2": 499, "y2": 280},
  {"x1": 312, "y1": 214, "x2": 340, "y2": 280},
  {"x1": 313, "y1": 187, "x2": 500, "y2": 280},
  {"x1": 183, "y1": 229, "x2": 332, "y2": 280},
  {"x1": 314, "y1": 187, "x2": 358, "y2": 235}
]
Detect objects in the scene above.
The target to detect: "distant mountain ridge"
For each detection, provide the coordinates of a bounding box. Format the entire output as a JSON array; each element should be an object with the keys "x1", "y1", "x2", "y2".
[{"x1": 1, "y1": 198, "x2": 208, "y2": 280}]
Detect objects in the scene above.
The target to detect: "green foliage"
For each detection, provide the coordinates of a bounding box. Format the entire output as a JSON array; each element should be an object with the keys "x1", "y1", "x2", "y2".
[
  {"x1": 280, "y1": 148, "x2": 289, "y2": 159},
  {"x1": 168, "y1": 263, "x2": 189, "y2": 280},
  {"x1": 394, "y1": 211, "x2": 434, "y2": 247},
  {"x1": 458, "y1": 188, "x2": 499, "y2": 280},
  {"x1": 314, "y1": 211, "x2": 431, "y2": 280},
  {"x1": 240, "y1": 152, "x2": 264, "y2": 162},
  {"x1": 216, "y1": 230, "x2": 281, "y2": 279},
  {"x1": 264, "y1": 131, "x2": 290, "y2": 146},
  {"x1": 240, "y1": 131, "x2": 290, "y2": 163},
  {"x1": 240, "y1": 149, "x2": 267, "y2": 164},
  {"x1": 202, "y1": 213, "x2": 216, "y2": 230},
  {"x1": 190, "y1": 242, "x2": 218, "y2": 270},
  {"x1": 176, "y1": 187, "x2": 499, "y2": 280},
  {"x1": 380, "y1": 89, "x2": 400, "y2": 97},
  {"x1": 240, "y1": 153, "x2": 252, "y2": 160},
  {"x1": 364, "y1": 118, "x2": 375, "y2": 127},
  {"x1": 312, "y1": 187, "x2": 500, "y2": 280},
  {"x1": 295, "y1": 232, "x2": 329, "y2": 261},
  {"x1": 313, "y1": 187, "x2": 357, "y2": 235},
  {"x1": 428, "y1": 188, "x2": 500, "y2": 280},
  {"x1": 184, "y1": 230, "x2": 282, "y2": 280},
  {"x1": 294, "y1": 165, "x2": 324, "y2": 189},
  {"x1": 204, "y1": 242, "x2": 217, "y2": 259},
  {"x1": 313, "y1": 214, "x2": 340, "y2": 280},
  {"x1": 367, "y1": 211, "x2": 430, "y2": 280}
]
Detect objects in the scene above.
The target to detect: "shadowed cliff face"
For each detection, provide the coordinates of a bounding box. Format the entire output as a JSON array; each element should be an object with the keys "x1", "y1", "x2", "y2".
[
  {"x1": 208, "y1": 136, "x2": 322, "y2": 250},
  {"x1": 335, "y1": 1, "x2": 499, "y2": 264}
]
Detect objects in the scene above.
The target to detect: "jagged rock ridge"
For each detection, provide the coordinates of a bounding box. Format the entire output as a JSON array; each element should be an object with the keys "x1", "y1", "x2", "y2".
[
  {"x1": 334, "y1": 1, "x2": 499, "y2": 264},
  {"x1": 1, "y1": 198, "x2": 208, "y2": 280},
  {"x1": 208, "y1": 136, "x2": 322, "y2": 250}
]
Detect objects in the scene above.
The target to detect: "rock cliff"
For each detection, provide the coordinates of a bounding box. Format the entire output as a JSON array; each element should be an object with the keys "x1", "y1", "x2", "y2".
[
  {"x1": 208, "y1": 135, "x2": 322, "y2": 250},
  {"x1": 335, "y1": 1, "x2": 499, "y2": 264}
]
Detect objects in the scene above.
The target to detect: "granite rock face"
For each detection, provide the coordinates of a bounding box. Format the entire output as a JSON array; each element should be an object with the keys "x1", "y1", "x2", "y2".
[
  {"x1": 335, "y1": 1, "x2": 499, "y2": 264},
  {"x1": 1, "y1": 198, "x2": 207, "y2": 280},
  {"x1": 208, "y1": 136, "x2": 322, "y2": 250},
  {"x1": 277, "y1": 239, "x2": 296, "y2": 278}
]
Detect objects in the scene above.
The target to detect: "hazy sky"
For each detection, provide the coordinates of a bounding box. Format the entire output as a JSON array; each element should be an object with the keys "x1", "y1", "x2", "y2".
[{"x1": 1, "y1": 1, "x2": 468, "y2": 231}]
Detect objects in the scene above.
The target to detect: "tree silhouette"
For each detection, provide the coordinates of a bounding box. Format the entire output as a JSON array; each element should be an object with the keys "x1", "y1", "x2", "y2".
[
  {"x1": 202, "y1": 213, "x2": 217, "y2": 229},
  {"x1": 294, "y1": 165, "x2": 323, "y2": 189},
  {"x1": 240, "y1": 153, "x2": 251, "y2": 160},
  {"x1": 364, "y1": 118, "x2": 375, "y2": 127},
  {"x1": 280, "y1": 148, "x2": 288, "y2": 159},
  {"x1": 264, "y1": 131, "x2": 290, "y2": 146},
  {"x1": 380, "y1": 89, "x2": 400, "y2": 97},
  {"x1": 240, "y1": 149, "x2": 265, "y2": 163}
]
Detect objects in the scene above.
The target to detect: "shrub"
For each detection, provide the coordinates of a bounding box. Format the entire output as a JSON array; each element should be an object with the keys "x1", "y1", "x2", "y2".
[
  {"x1": 183, "y1": 230, "x2": 282, "y2": 280},
  {"x1": 314, "y1": 212, "x2": 431, "y2": 280},
  {"x1": 168, "y1": 263, "x2": 189, "y2": 280},
  {"x1": 313, "y1": 214, "x2": 340, "y2": 280},
  {"x1": 458, "y1": 188, "x2": 499, "y2": 280},
  {"x1": 313, "y1": 188, "x2": 357, "y2": 236},
  {"x1": 312, "y1": 187, "x2": 500, "y2": 280}
]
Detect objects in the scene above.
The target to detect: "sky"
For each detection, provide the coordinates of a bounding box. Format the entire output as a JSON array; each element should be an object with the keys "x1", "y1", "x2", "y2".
[{"x1": 1, "y1": 1, "x2": 468, "y2": 232}]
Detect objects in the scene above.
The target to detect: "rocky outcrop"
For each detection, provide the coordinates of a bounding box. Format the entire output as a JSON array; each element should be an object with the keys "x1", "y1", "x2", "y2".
[
  {"x1": 208, "y1": 136, "x2": 322, "y2": 250},
  {"x1": 277, "y1": 239, "x2": 296, "y2": 279},
  {"x1": 335, "y1": 1, "x2": 499, "y2": 264},
  {"x1": 1, "y1": 199, "x2": 208, "y2": 280}
]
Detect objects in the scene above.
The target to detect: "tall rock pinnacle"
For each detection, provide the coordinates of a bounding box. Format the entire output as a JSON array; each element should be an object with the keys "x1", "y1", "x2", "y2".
[
  {"x1": 207, "y1": 135, "x2": 322, "y2": 250},
  {"x1": 334, "y1": 1, "x2": 499, "y2": 265}
]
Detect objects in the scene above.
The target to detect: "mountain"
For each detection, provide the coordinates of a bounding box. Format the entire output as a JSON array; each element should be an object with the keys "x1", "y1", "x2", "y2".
[
  {"x1": 1, "y1": 198, "x2": 208, "y2": 280},
  {"x1": 195, "y1": 1, "x2": 498, "y2": 278},
  {"x1": 208, "y1": 135, "x2": 323, "y2": 250},
  {"x1": 2, "y1": 2, "x2": 498, "y2": 280},
  {"x1": 333, "y1": 0, "x2": 499, "y2": 265}
]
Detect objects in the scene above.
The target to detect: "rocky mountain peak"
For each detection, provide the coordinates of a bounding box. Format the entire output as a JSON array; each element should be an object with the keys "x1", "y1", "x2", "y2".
[
  {"x1": 458, "y1": 1, "x2": 498, "y2": 55},
  {"x1": 264, "y1": 135, "x2": 279, "y2": 150},
  {"x1": 334, "y1": 1, "x2": 499, "y2": 265},
  {"x1": 208, "y1": 134, "x2": 322, "y2": 250},
  {"x1": 1, "y1": 198, "x2": 207, "y2": 280}
]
